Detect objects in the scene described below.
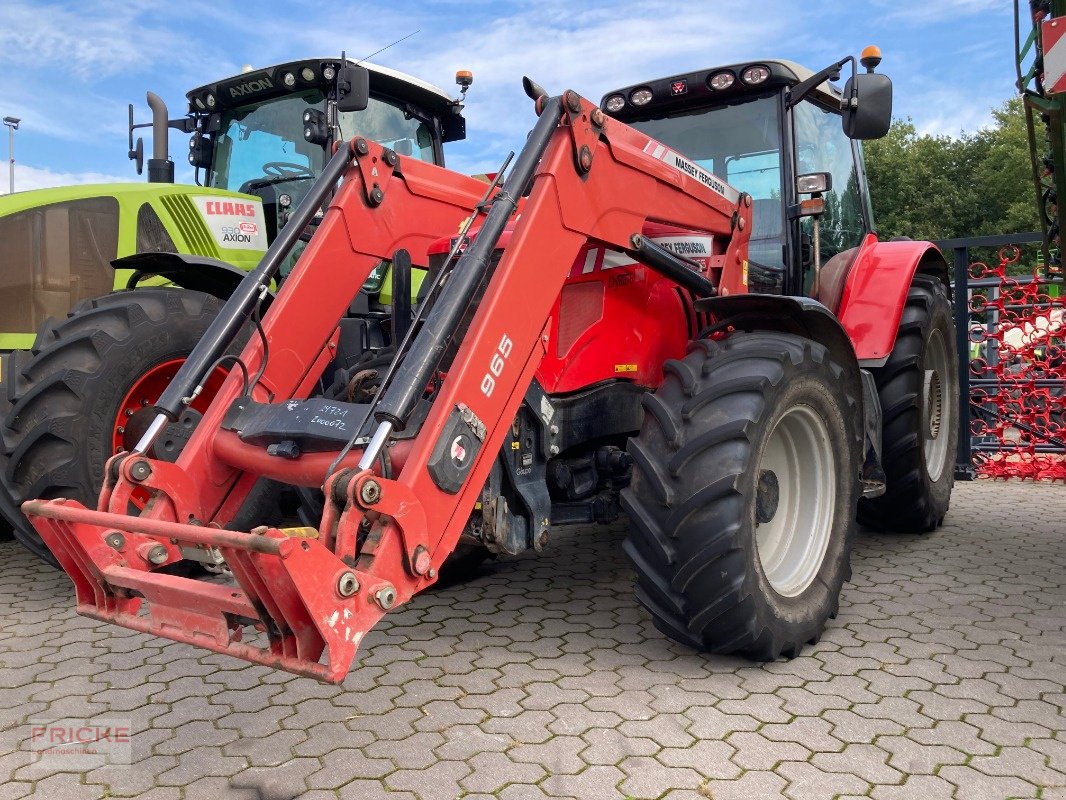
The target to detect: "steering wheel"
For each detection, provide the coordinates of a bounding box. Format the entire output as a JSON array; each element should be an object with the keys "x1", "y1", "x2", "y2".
[{"x1": 262, "y1": 162, "x2": 315, "y2": 179}]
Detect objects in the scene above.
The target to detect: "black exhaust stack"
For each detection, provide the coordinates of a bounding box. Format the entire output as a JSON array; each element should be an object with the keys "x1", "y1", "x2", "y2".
[{"x1": 146, "y1": 92, "x2": 175, "y2": 184}]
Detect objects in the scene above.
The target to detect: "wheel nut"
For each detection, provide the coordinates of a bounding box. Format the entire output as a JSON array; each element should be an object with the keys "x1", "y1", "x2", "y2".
[
  {"x1": 374, "y1": 586, "x2": 397, "y2": 610},
  {"x1": 104, "y1": 531, "x2": 125, "y2": 550},
  {"x1": 359, "y1": 479, "x2": 381, "y2": 505},
  {"x1": 337, "y1": 571, "x2": 359, "y2": 597},
  {"x1": 590, "y1": 107, "x2": 605, "y2": 127}
]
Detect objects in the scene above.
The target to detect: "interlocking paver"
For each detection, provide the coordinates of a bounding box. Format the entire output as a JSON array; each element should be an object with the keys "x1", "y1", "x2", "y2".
[{"x1": 0, "y1": 481, "x2": 1061, "y2": 799}]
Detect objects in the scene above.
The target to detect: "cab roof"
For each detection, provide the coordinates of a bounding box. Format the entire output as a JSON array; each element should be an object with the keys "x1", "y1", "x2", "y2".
[
  {"x1": 186, "y1": 58, "x2": 455, "y2": 115},
  {"x1": 602, "y1": 59, "x2": 842, "y2": 121}
]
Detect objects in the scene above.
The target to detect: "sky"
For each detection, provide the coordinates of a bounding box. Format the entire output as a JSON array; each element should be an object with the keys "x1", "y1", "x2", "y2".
[{"x1": 0, "y1": 0, "x2": 1017, "y2": 193}]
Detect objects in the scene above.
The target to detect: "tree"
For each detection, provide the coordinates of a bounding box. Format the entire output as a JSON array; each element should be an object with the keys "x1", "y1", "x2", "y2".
[{"x1": 864, "y1": 97, "x2": 1039, "y2": 242}]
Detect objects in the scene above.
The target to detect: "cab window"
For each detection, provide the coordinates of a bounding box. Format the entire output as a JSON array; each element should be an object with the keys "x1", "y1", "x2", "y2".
[
  {"x1": 792, "y1": 99, "x2": 866, "y2": 263},
  {"x1": 338, "y1": 96, "x2": 436, "y2": 163}
]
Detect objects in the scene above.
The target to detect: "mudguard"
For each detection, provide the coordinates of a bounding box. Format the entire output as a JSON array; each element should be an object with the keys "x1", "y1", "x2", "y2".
[
  {"x1": 695, "y1": 293, "x2": 863, "y2": 407},
  {"x1": 112, "y1": 252, "x2": 265, "y2": 302},
  {"x1": 836, "y1": 234, "x2": 949, "y2": 366}
]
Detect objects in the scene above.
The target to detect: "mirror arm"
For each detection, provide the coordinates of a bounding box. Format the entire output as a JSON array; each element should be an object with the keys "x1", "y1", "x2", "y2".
[{"x1": 787, "y1": 56, "x2": 853, "y2": 109}]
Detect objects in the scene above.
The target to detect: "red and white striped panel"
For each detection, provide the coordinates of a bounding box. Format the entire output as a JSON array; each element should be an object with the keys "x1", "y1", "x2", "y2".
[{"x1": 1043, "y1": 17, "x2": 1066, "y2": 94}]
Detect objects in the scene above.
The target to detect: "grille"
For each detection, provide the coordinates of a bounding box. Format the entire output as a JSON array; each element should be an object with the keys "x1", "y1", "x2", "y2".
[
  {"x1": 159, "y1": 194, "x2": 219, "y2": 258},
  {"x1": 557, "y1": 281, "x2": 605, "y2": 357}
]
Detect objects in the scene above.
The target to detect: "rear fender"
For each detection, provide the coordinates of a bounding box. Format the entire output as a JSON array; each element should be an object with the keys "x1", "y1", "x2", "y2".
[{"x1": 837, "y1": 236, "x2": 948, "y2": 366}]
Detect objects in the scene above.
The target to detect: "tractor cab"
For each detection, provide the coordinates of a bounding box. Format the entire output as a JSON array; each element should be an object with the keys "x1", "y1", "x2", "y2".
[
  {"x1": 601, "y1": 53, "x2": 891, "y2": 303},
  {"x1": 185, "y1": 59, "x2": 467, "y2": 248}
]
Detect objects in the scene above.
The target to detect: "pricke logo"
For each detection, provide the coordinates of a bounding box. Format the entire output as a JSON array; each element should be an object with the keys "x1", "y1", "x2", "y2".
[
  {"x1": 229, "y1": 77, "x2": 274, "y2": 98},
  {"x1": 203, "y1": 201, "x2": 258, "y2": 217}
]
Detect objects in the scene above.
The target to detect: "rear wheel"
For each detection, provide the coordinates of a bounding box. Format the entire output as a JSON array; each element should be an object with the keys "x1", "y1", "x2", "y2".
[
  {"x1": 0, "y1": 289, "x2": 235, "y2": 566},
  {"x1": 622, "y1": 332, "x2": 862, "y2": 660},
  {"x1": 858, "y1": 275, "x2": 958, "y2": 532}
]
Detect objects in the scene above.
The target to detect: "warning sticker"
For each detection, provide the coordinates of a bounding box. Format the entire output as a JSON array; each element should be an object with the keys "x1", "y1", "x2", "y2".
[
  {"x1": 642, "y1": 141, "x2": 740, "y2": 203},
  {"x1": 191, "y1": 196, "x2": 269, "y2": 251}
]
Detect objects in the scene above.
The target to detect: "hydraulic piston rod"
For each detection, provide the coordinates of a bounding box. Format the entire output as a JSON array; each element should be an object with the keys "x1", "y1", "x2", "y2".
[{"x1": 134, "y1": 141, "x2": 356, "y2": 453}]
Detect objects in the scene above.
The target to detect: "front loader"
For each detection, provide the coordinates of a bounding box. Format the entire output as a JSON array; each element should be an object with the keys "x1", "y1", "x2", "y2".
[{"x1": 23, "y1": 50, "x2": 956, "y2": 682}]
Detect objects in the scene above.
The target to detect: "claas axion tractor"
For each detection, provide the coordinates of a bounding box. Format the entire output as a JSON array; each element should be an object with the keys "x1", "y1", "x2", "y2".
[
  {"x1": 18, "y1": 47, "x2": 957, "y2": 682},
  {"x1": 0, "y1": 57, "x2": 469, "y2": 558}
]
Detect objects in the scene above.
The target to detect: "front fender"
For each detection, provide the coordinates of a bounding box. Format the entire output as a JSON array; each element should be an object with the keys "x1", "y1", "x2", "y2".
[
  {"x1": 694, "y1": 293, "x2": 862, "y2": 405},
  {"x1": 837, "y1": 236, "x2": 948, "y2": 365},
  {"x1": 111, "y1": 252, "x2": 267, "y2": 302}
]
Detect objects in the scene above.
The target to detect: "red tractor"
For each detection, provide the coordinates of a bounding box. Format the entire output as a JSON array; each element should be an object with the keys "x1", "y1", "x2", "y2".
[{"x1": 19, "y1": 50, "x2": 957, "y2": 682}]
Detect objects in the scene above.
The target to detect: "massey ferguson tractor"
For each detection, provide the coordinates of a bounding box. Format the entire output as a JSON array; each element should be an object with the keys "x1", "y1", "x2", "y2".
[
  {"x1": 17, "y1": 48, "x2": 957, "y2": 681},
  {"x1": 0, "y1": 57, "x2": 468, "y2": 556}
]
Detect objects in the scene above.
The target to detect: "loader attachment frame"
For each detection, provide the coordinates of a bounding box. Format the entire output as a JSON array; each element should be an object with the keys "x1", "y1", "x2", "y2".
[{"x1": 24, "y1": 88, "x2": 751, "y2": 682}]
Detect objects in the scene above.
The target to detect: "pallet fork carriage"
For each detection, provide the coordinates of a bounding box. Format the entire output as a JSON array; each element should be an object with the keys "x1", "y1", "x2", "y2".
[{"x1": 24, "y1": 89, "x2": 752, "y2": 682}]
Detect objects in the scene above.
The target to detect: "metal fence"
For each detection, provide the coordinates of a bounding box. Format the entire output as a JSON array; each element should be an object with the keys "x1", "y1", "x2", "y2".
[{"x1": 935, "y1": 233, "x2": 1064, "y2": 480}]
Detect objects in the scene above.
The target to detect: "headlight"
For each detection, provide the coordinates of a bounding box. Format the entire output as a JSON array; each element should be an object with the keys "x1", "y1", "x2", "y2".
[
  {"x1": 604, "y1": 94, "x2": 625, "y2": 113},
  {"x1": 629, "y1": 88, "x2": 653, "y2": 106},
  {"x1": 708, "y1": 71, "x2": 735, "y2": 91},
  {"x1": 194, "y1": 97, "x2": 206, "y2": 110},
  {"x1": 741, "y1": 65, "x2": 770, "y2": 85},
  {"x1": 301, "y1": 67, "x2": 315, "y2": 82},
  {"x1": 283, "y1": 72, "x2": 296, "y2": 88},
  {"x1": 323, "y1": 65, "x2": 337, "y2": 81},
  {"x1": 205, "y1": 93, "x2": 216, "y2": 109}
]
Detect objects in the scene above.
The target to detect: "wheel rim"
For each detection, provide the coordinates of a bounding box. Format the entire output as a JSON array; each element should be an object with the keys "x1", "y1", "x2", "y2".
[
  {"x1": 755, "y1": 405, "x2": 836, "y2": 598},
  {"x1": 112, "y1": 359, "x2": 228, "y2": 454},
  {"x1": 923, "y1": 327, "x2": 953, "y2": 481}
]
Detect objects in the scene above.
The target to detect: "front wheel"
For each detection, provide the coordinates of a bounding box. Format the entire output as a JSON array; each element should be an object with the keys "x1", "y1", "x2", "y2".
[
  {"x1": 858, "y1": 275, "x2": 958, "y2": 532},
  {"x1": 622, "y1": 332, "x2": 862, "y2": 660},
  {"x1": 0, "y1": 289, "x2": 234, "y2": 566}
]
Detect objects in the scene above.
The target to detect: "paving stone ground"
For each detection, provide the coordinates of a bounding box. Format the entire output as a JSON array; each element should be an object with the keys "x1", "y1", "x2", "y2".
[{"x1": 0, "y1": 480, "x2": 1063, "y2": 799}]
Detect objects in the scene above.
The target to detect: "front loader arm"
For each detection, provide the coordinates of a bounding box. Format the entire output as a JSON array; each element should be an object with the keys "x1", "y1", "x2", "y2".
[{"x1": 25, "y1": 89, "x2": 750, "y2": 682}]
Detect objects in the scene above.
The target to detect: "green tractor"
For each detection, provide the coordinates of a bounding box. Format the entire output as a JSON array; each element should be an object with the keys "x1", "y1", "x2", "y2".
[{"x1": 0, "y1": 57, "x2": 469, "y2": 558}]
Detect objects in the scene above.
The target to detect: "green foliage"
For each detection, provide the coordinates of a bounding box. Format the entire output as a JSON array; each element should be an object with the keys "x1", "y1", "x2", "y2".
[{"x1": 864, "y1": 97, "x2": 1039, "y2": 241}]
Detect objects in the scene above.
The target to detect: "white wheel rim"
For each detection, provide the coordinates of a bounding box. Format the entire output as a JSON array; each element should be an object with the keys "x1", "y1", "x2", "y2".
[
  {"x1": 755, "y1": 405, "x2": 836, "y2": 598},
  {"x1": 923, "y1": 327, "x2": 952, "y2": 481}
]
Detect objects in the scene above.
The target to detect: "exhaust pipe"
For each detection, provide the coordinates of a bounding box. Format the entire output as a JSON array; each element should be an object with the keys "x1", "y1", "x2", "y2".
[{"x1": 145, "y1": 91, "x2": 175, "y2": 184}]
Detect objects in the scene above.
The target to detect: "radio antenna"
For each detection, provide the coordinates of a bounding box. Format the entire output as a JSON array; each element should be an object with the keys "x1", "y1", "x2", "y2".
[{"x1": 355, "y1": 30, "x2": 420, "y2": 65}]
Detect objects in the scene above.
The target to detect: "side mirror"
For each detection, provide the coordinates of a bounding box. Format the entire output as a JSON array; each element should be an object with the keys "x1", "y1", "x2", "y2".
[
  {"x1": 129, "y1": 137, "x2": 144, "y2": 175},
  {"x1": 441, "y1": 109, "x2": 466, "y2": 143},
  {"x1": 842, "y1": 72, "x2": 892, "y2": 140},
  {"x1": 336, "y1": 65, "x2": 370, "y2": 113}
]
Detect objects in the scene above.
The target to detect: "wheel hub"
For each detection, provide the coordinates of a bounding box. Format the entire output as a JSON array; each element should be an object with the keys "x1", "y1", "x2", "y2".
[
  {"x1": 922, "y1": 327, "x2": 954, "y2": 481},
  {"x1": 754, "y1": 405, "x2": 836, "y2": 598},
  {"x1": 755, "y1": 469, "x2": 780, "y2": 523},
  {"x1": 924, "y1": 368, "x2": 942, "y2": 440}
]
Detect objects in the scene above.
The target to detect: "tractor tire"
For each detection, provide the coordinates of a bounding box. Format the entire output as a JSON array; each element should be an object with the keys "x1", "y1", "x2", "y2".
[
  {"x1": 622, "y1": 332, "x2": 862, "y2": 660},
  {"x1": 0, "y1": 288, "x2": 239, "y2": 566},
  {"x1": 858, "y1": 275, "x2": 958, "y2": 533}
]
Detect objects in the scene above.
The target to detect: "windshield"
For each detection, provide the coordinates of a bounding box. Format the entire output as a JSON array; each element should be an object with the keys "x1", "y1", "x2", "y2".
[
  {"x1": 208, "y1": 91, "x2": 439, "y2": 195},
  {"x1": 208, "y1": 89, "x2": 326, "y2": 193},
  {"x1": 629, "y1": 94, "x2": 784, "y2": 273}
]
